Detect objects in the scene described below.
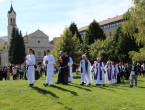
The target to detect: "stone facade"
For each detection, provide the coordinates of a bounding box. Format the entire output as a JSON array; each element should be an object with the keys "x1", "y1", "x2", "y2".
[{"x1": 25, "y1": 29, "x2": 54, "y2": 65}]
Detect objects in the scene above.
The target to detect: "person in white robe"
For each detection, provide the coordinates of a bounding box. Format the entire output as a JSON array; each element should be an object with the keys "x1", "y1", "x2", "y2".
[
  {"x1": 43, "y1": 50, "x2": 55, "y2": 86},
  {"x1": 79, "y1": 55, "x2": 92, "y2": 85},
  {"x1": 105, "y1": 61, "x2": 113, "y2": 85},
  {"x1": 93, "y1": 58, "x2": 105, "y2": 86},
  {"x1": 25, "y1": 48, "x2": 35, "y2": 87},
  {"x1": 65, "y1": 52, "x2": 73, "y2": 83},
  {"x1": 111, "y1": 61, "x2": 119, "y2": 84}
]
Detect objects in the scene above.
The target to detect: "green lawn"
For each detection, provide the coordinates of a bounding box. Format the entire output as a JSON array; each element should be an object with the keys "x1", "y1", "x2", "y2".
[{"x1": 0, "y1": 73, "x2": 145, "y2": 110}]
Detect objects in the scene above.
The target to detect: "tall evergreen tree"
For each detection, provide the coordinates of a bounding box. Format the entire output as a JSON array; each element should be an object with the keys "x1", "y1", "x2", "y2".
[
  {"x1": 114, "y1": 26, "x2": 139, "y2": 63},
  {"x1": 8, "y1": 27, "x2": 15, "y2": 63},
  {"x1": 69, "y1": 22, "x2": 83, "y2": 43},
  {"x1": 85, "y1": 19, "x2": 106, "y2": 45},
  {"x1": 10, "y1": 29, "x2": 25, "y2": 64}
]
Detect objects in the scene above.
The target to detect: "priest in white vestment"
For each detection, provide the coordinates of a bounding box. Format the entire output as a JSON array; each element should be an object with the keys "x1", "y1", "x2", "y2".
[
  {"x1": 79, "y1": 55, "x2": 92, "y2": 85},
  {"x1": 93, "y1": 58, "x2": 105, "y2": 86},
  {"x1": 111, "y1": 61, "x2": 119, "y2": 84},
  {"x1": 65, "y1": 53, "x2": 73, "y2": 83},
  {"x1": 25, "y1": 48, "x2": 35, "y2": 87},
  {"x1": 105, "y1": 61, "x2": 113, "y2": 85},
  {"x1": 43, "y1": 50, "x2": 55, "y2": 86}
]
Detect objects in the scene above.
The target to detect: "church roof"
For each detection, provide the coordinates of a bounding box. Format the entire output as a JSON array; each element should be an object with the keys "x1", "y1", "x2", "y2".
[
  {"x1": 78, "y1": 14, "x2": 124, "y2": 32},
  {"x1": 8, "y1": 4, "x2": 16, "y2": 14}
]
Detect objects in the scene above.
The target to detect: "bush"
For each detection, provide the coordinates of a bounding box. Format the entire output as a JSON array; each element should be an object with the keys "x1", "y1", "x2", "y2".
[{"x1": 24, "y1": 69, "x2": 40, "y2": 80}]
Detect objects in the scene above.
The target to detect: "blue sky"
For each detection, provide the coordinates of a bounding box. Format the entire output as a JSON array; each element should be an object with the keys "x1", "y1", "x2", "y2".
[{"x1": 0, "y1": 0, "x2": 134, "y2": 41}]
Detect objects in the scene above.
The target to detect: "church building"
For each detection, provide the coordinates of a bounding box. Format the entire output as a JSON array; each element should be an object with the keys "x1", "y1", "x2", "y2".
[{"x1": 0, "y1": 4, "x2": 54, "y2": 66}]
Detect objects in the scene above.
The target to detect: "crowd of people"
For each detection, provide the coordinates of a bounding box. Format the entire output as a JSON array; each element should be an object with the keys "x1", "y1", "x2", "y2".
[{"x1": 1, "y1": 48, "x2": 145, "y2": 88}]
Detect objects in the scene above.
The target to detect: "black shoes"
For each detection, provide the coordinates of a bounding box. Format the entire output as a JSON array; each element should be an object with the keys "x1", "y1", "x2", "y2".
[
  {"x1": 28, "y1": 84, "x2": 34, "y2": 87},
  {"x1": 43, "y1": 83, "x2": 48, "y2": 86},
  {"x1": 130, "y1": 85, "x2": 133, "y2": 87},
  {"x1": 80, "y1": 82, "x2": 86, "y2": 85}
]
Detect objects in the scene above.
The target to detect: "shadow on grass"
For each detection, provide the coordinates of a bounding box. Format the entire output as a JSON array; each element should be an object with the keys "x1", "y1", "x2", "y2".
[
  {"x1": 73, "y1": 76, "x2": 81, "y2": 79},
  {"x1": 57, "y1": 101, "x2": 72, "y2": 110},
  {"x1": 69, "y1": 84, "x2": 91, "y2": 92},
  {"x1": 51, "y1": 85, "x2": 79, "y2": 96},
  {"x1": 32, "y1": 87, "x2": 59, "y2": 98}
]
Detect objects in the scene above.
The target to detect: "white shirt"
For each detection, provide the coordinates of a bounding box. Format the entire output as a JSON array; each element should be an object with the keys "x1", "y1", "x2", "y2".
[{"x1": 26, "y1": 54, "x2": 35, "y2": 65}]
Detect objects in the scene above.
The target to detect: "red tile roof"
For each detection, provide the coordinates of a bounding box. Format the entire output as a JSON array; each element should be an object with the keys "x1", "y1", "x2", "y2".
[{"x1": 78, "y1": 14, "x2": 124, "y2": 32}]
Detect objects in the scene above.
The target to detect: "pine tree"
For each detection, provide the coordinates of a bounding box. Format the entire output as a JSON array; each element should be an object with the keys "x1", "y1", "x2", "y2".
[
  {"x1": 85, "y1": 19, "x2": 106, "y2": 45},
  {"x1": 51, "y1": 27, "x2": 84, "y2": 64},
  {"x1": 10, "y1": 29, "x2": 25, "y2": 64},
  {"x1": 69, "y1": 22, "x2": 83, "y2": 43},
  {"x1": 114, "y1": 26, "x2": 139, "y2": 63},
  {"x1": 8, "y1": 27, "x2": 15, "y2": 63}
]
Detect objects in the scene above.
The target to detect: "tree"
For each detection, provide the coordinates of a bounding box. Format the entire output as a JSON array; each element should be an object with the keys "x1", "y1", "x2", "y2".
[
  {"x1": 8, "y1": 27, "x2": 15, "y2": 62},
  {"x1": 84, "y1": 19, "x2": 106, "y2": 45},
  {"x1": 89, "y1": 37, "x2": 115, "y2": 63},
  {"x1": 9, "y1": 28, "x2": 25, "y2": 65},
  {"x1": 69, "y1": 22, "x2": 83, "y2": 43},
  {"x1": 121, "y1": 0, "x2": 145, "y2": 61},
  {"x1": 114, "y1": 26, "x2": 139, "y2": 63},
  {"x1": 51, "y1": 27, "x2": 84, "y2": 64}
]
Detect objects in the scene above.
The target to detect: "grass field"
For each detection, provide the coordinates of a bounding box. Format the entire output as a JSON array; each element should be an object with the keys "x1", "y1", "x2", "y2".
[{"x1": 0, "y1": 73, "x2": 145, "y2": 110}]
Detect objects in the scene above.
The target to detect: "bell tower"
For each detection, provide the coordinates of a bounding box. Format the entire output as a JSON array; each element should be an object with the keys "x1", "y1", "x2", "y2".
[{"x1": 7, "y1": 4, "x2": 17, "y2": 42}]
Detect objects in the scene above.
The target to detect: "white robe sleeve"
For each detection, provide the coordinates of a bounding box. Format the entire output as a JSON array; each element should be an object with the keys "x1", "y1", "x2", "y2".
[
  {"x1": 48, "y1": 56, "x2": 55, "y2": 65},
  {"x1": 26, "y1": 55, "x2": 35, "y2": 65},
  {"x1": 116, "y1": 65, "x2": 119, "y2": 73},
  {"x1": 43, "y1": 56, "x2": 47, "y2": 66},
  {"x1": 68, "y1": 57, "x2": 73, "y2": 66},
  {"x1": 88, "y1": 60, "x2": 91, "y2": 67},
  {"x1": 79, "y1": 61, "x2": 81, "y2": 71},
  {"x1": 100, "y1": 62, "x2": 105, "y2": 70}
]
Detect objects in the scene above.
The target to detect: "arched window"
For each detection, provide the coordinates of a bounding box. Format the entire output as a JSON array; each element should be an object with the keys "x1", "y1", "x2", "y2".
[
  {"x1": 10, "y1": 18, "x2": 12, "y2": 24},
  {"x1": 13, "y1": 18, "x2": 15, "y2": 24}
]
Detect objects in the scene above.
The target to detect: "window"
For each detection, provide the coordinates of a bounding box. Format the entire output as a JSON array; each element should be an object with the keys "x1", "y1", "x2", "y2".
[
  {"x1": 110, "y1": 32, "x2": 112, "y2": 37},
  {"x1": 10, "y1": 18, "x2": 12, "y2": 24},
  {"x1": 13, "y1": 18, "x2": 15, "y2": 24},
  {"x1": 38, "y1": 41, "x2": 40, "y2": 43}
]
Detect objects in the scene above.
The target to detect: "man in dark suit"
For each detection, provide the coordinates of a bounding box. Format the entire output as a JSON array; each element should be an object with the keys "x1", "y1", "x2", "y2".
[{"x1": 130, "y1": 61, "x2": 138, "y2": 87}]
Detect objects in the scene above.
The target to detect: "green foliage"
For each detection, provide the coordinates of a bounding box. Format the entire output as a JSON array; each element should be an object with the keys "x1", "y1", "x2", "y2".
[
  {"x1": 114, "y1": 26, "x2": 139, "y2": 63},
  {"x1": 51, "y1": 27, "x2": 84, "y2": 64},
  {"x1": 69, "y1": 22, "x2": 83, "y2": 43},
  {"x1": 89, "y1": 37, "x2": 115, "y2": 63},
  {"x1": 122, "y1": 0, "x2": 145, "y2": 61},
  {"x1": 85, "y1": 19, "x2": 106, "y2": 45},
  {"x1": 9, "y1": 28, "x2": 25, "y2": 64}
]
